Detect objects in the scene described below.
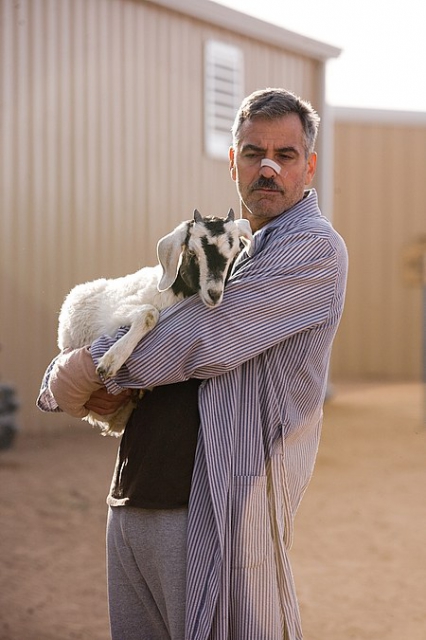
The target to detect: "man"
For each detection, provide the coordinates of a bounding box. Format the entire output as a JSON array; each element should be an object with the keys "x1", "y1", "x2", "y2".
[{"x1": 37, "y1": 88, "x2": 348, "y2": 640}]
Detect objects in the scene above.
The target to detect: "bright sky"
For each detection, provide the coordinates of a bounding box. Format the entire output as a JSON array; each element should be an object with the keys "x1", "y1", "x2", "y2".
[{"x1": 215, "y1": 0, "x2": 426, "y2": 113}]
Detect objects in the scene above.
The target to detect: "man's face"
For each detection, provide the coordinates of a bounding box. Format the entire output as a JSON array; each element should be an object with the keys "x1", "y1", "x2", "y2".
[{"x1": 229, "y1": 114, "x2": 317, "y2": 232}]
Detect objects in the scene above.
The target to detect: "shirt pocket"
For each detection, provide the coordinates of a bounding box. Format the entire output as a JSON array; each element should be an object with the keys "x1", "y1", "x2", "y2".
[{"x1": 231, "y1": 475, "x2": 272, "y2": 569}]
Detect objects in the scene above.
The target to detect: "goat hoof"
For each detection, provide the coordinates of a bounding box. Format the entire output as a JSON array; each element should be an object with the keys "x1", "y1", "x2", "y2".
[
  {"x1": 96, "y1": 365, "x2": 108, "y2": 379},
  {"x1": 96, "y1": 364, "x2": 111, "y2": 379},
  {"x1": 145, "y1": 309, "x2": 159, "y2": 328},
  {"x1": 96, "y1": 357, "x2": 119, "y2": 380}
]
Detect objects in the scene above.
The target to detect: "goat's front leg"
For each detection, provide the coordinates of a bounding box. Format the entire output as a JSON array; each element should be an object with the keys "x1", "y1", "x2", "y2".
[{"x1": 96, "y1": 304, "x2": 159, "y2": 379}]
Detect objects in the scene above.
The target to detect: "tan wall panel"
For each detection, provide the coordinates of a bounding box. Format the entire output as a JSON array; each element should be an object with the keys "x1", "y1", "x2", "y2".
[
  {"x1": 0, "y1": 0, "x2": 324, "y2": 432},
  {"x1": 331, "y1": 119, "x2": 426, "y2": 381}
]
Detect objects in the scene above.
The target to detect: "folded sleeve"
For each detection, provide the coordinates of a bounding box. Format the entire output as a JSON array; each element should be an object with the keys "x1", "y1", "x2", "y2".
[{"x1": 36, "y1": 355, "x2": 62, "y2": 412}]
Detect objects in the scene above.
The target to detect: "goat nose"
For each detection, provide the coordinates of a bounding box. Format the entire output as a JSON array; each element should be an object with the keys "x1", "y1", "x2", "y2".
[{"x1": 207, "y1": 289, "x2": 222, "y2": 305}]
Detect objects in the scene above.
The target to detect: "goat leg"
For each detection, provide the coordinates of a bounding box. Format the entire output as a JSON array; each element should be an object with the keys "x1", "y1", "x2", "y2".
[{"x1": 96, "y1": 305, "x2": 160, "y2": 379}]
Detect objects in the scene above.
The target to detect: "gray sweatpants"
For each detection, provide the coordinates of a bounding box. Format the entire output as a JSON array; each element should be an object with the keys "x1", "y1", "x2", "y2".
[{"x1": 106, "y1": 506, "x2": 188, "y2": 640}]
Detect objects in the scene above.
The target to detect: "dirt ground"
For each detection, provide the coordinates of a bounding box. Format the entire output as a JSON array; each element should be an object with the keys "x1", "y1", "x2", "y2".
[{"x1": 1, "y1": 382, "x2": 425, "y2": 640}]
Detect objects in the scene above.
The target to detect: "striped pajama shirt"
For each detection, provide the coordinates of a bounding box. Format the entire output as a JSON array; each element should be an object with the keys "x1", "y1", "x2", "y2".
[{"x1": 38, "y1": 189, "x2": 348, "y2": 639}]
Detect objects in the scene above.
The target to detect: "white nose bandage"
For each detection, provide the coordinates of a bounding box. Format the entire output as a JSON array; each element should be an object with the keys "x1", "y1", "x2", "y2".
[{"x1": 260, "y1": 158, "x2": 281, "y2": 175}]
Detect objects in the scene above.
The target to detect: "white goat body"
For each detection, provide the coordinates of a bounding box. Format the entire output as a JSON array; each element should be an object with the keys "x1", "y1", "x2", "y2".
[{"x1": 57, "y1": 209, "x2": 252, "y2": 436}]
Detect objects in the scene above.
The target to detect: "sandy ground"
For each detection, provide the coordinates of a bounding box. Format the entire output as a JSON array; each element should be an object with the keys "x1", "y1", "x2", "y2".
[{"x1": 0, "y1": 383, "x2": 425, "y2": 640}]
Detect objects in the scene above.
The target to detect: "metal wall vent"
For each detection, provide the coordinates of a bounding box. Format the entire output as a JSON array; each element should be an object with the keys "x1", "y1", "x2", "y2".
[{"x1": 204, "y1": 40, "x2": 244, "y2": 160}]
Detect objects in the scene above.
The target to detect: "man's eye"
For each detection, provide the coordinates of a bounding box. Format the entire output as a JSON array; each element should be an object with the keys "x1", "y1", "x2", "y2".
[{"x1": 246, "y1": 154, "x2": 263, "y2": 163}]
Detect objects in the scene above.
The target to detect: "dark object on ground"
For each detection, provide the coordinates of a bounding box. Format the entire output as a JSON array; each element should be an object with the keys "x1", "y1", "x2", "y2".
[{"x1": 0, "y1": 383, "x2": 19, "y2": 450}]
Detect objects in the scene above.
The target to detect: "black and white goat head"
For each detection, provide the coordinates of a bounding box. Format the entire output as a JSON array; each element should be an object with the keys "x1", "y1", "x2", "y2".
[{"x1": 157, "y1": 208, "x2": 252, "y2": 308}]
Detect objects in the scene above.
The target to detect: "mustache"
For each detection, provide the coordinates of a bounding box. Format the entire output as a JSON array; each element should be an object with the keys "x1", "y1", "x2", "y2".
[{"x1": 250, "y1": 176, "x2": 283, "y2": 192}]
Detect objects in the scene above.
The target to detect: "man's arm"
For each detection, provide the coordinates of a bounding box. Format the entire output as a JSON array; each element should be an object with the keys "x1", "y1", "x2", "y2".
[
  {"x1": 38, "y1": 230, "x2": 347, "y2": 418},
  {"x1": 36, "y1": 347, "x2": 132, "y2": 415},
  {"x1": 93, "y1": 232, "x2": 345, "y2": 392}
]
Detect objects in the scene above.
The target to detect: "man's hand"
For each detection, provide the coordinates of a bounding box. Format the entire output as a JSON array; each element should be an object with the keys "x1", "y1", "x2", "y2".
[{"x1": 85, "y1": 387, "x2": 133, "y2": 416}]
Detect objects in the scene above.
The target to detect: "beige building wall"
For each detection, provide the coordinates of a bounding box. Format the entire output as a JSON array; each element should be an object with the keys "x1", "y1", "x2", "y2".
[
  {"x1": 0, "y1": 0, "x2": 334, "y2": 432},
  {"x1": 331, "y1": 108, "x2": 426, "y2": 381}
]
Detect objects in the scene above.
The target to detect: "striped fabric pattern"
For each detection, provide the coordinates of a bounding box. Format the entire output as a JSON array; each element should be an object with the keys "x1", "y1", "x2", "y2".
[{"x1": 38, "y1": 189, "x2": 348, "y2": 639}]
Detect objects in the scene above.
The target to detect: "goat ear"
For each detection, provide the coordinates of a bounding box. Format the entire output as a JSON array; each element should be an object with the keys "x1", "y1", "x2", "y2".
[
  {"x1": 193, "y1": 209, "x2": 202, "y2": 223},
  {"x1": 157, "y1": 222, "x2": 189, "y2": 291},
  {"x1": 234, "y1": 217, "x2": 253, "y2": 241}
]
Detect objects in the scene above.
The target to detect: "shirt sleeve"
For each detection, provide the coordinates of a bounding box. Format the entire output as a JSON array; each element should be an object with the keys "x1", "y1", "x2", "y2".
[{"x1": 90, "y1": 230, "x2": 346, "y2": 393}]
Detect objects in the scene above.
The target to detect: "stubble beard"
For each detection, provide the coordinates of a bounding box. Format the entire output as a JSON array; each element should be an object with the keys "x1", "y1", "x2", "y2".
[{"x1": 242, "y1": 176, "x2": 306, "y2": 225}]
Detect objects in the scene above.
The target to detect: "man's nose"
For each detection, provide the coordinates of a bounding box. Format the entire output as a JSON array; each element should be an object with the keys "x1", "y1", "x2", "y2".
[
  {"x1": 260, "y1": 158, "x2": 281, "y2": 178},
  {"x1": 259, "y1": 164, "x2": 277, "y2": 179}
]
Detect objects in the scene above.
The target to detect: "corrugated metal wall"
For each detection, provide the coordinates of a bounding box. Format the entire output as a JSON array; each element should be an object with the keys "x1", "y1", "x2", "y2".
[
  {"x1": 331, "y1": 115, "x2": 426, "y2": 381},
  {"x1": 0, "y1": 0, "x2": 321, "y2": 432}
]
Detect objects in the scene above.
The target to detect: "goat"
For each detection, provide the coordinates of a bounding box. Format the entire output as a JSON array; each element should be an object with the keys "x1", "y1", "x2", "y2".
[{"x1": 57, "y1": 209, "x2": 252, "y2": 436}]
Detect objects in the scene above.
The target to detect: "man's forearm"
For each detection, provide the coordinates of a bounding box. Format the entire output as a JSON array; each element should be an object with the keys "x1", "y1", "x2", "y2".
[{"x1": 47, "y1": 346, "x2": 104, "y2": 418}]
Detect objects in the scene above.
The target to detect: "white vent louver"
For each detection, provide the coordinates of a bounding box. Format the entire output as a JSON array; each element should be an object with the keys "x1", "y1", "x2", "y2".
[{"x1": 204, "y1": 40, "x2": 244, "y2": 160}]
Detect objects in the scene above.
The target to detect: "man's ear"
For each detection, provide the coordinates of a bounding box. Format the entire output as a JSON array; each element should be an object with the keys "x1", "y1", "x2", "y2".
[
  {"x1": 305, "y1": 152, "x2": 317, "y2": 185},
  {"x1": 229, "y1": 146, "x2": 236, "y2": 182}
]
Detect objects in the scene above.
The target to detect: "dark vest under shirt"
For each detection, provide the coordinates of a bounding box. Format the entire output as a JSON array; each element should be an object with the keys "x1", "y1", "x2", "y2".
[{"x1": 107, "y1": 378, "x2": 201, "y2": 509}]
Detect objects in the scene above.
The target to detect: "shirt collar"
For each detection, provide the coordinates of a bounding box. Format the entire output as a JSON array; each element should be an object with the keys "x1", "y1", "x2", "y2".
[{"x1": 246, "y1": 189, "x2": 319, "y2": 257}]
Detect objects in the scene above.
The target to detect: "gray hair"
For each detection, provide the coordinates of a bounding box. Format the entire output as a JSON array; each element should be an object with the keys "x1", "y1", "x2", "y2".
[{"x1": 231, "y1": 88, "x2": 320, "y2": 157}]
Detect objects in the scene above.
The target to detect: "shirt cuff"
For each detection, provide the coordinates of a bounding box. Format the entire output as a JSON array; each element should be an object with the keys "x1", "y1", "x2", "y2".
[{"x1": 36, "y1": 356, "x2": 62, "y2": 413}]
